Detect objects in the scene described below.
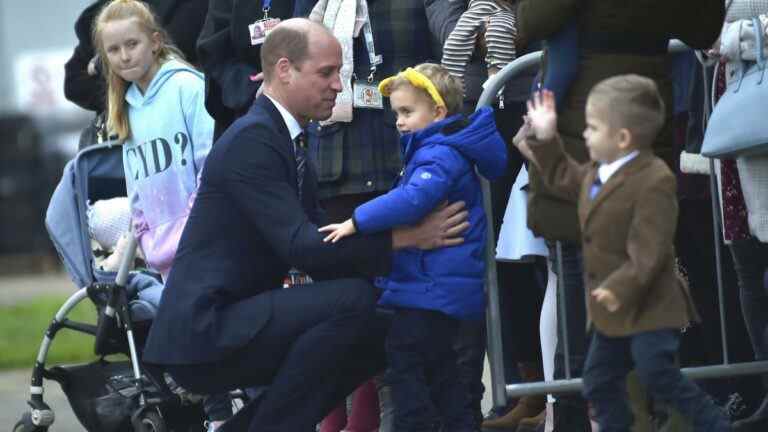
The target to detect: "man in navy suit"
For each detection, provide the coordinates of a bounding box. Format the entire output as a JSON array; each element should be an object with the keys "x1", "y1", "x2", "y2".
[{"x1": 143, "y1": 18, "x2": 469, "y2": 431}]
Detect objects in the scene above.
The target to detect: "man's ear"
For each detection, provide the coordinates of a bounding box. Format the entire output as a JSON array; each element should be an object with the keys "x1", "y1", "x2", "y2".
[
  {"x1": 617, "y1": 128, "x2": 633, "y2": 150},
  {"x1": 275, "y1": 58, "x2": 293, "y2": 83}
]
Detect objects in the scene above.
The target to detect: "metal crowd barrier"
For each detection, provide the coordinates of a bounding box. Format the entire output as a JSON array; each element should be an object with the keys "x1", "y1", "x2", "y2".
[{"x1": 477, "y1": 40, "x2": 768, "y2": 407}]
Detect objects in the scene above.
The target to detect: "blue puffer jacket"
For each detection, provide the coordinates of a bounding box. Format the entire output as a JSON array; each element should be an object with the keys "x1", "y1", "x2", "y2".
[{"x1": 353, "y1": 107, "x2": 507, "y2": 320}]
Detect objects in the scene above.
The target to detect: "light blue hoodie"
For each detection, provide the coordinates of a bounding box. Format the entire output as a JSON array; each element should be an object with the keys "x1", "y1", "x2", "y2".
[{"x1": 123, "y1": 59, "x2": 214, "y2": 280}]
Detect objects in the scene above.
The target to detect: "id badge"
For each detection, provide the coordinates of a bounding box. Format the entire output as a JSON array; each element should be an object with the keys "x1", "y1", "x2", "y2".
[
  {"x1": 249, "y1": 18, "x2": 281, "y2": 46},
  {"x1": 352, "y1": 81, "x2": 384, "y2": 109}
]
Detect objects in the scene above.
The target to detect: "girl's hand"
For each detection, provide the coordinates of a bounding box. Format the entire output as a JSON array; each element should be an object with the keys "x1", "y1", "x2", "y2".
[
  {"x1": 526, "y1": 90, "x2": 558, "y2": 141},
  {"x1": 318, "y1": 219, "x2": 357, "y2": 243}
]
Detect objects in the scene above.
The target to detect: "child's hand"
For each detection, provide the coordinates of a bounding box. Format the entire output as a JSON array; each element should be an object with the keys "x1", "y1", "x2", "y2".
[
  {"x1": 526, "y1": 90, "x2": 558, "y2": 141},
  {"x1": 318, "y1": 219, "x2": 357, "y2": 243},
  {"x1": 591, "y1": 287, "x2": 620, "y2": 312}
]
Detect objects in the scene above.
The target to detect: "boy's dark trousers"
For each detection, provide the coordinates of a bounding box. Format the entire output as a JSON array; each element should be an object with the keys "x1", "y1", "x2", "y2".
[
  {"x1": 386, "y1": 308, "x2": 475, "y2": 432},
  {"x1": 583, "y1": 329, "x2": 730, "y2": 432}
]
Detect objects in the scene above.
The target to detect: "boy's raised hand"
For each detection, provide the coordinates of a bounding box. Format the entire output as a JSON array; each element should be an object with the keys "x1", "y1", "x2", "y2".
[
  {"x1": 318, "y1": 219, "x2": 357, "y2": 243},
  {"x1": 526, "y1": 90, "x2": 558, "y2": 141},
  {"x1": 591, "y1": 287, "x2": 620, "y2": 312}
]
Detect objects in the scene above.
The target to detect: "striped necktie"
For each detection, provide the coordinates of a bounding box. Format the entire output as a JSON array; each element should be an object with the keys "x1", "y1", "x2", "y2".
[{"x1": 294, "y1": 132, "x2": 307, "y2": 202}]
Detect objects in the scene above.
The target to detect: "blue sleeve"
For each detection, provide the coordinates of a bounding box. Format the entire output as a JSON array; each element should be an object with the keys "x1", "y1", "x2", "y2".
[
  {"x1": 180, "y1": 73, "x2": 215, "y2": 182},
  {"x1": 353, "y1": 146, "x2": 468, "y2": 233}
]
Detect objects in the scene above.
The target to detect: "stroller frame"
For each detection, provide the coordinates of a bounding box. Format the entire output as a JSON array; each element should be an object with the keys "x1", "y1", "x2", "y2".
[{"x1": 15, "y1": 143, "x2": 203, "y2": 432}]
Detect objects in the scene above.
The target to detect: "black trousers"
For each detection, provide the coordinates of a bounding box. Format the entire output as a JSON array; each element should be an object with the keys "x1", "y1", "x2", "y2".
[
  {"x1": 165, "y1": 279, "x2": 388, "y2": 432},
  {"x1": 583, "y1": 329, "x2": 729, "y2": 432},
  {"x1": 386, "y1": 308, "x2": 473, "y2": 432}
]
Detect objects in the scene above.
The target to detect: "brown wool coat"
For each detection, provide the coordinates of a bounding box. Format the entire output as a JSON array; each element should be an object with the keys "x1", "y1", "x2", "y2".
[
  {"x1": 516, "y1": 0, "x2": 726, "y2": 242},
  {"x1": 528, "y1": 137, "x2": 699, "y2": 336}
]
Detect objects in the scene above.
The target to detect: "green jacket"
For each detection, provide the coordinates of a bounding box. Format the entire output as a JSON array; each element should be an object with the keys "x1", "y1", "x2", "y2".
[{"x1": 517, "y1": 0, "x2": 725, "y2": 242}]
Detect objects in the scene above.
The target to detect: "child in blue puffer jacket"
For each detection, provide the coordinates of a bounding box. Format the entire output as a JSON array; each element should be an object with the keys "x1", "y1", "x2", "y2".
[{"x1": 319, "y1": 63, "x2": 507, "y2": 432}]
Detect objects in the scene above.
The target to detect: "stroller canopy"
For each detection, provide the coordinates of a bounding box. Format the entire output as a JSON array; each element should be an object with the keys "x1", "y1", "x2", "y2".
[{"x1": 46, "y1": 143, "x2": 126, "y2": 289}]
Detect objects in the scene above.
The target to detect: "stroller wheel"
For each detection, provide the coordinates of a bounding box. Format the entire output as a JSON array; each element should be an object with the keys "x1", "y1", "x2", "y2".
[
  {"x1": 135, "y1": 410, "x2": 167, "y2": 432},
  {"x1": 12, "y1": 412, "x2": 48, "y2": 432}
]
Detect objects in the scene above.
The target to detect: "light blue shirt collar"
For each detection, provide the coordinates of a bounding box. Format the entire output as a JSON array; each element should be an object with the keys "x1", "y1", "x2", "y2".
[
  {"x1": 597, "y1": 150, "x2": 640, "y2": 184},
  {"x1": 265, "y1": 94, "x2": 303, "y2": 141}
]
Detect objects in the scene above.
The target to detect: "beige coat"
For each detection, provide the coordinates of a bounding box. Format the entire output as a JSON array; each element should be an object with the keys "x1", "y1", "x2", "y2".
[{"x1": 529, "y1": 137, "x2": 699, "y2": 336}]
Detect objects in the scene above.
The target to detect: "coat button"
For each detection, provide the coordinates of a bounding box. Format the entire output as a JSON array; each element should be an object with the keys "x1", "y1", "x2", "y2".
[{"x1": 366, "y1": 180, "x2": 373, "y2": 187}]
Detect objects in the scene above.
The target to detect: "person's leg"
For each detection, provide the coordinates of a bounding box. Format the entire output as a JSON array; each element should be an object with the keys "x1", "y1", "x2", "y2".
[
  {"x1": 319, "y1": 403, "x2": 347, "y2": 432},
  {"x1": 345, "y1": 379, "x2": 380, "y2": 432},
  {"x1": 729, "y1": 238, "x2": 768, "y2": 429},
  {"x1": 631, "y1": 330, "x2": 729, "y2": 432},
  {"x1": 166, "y1": 278, "x2": 387, "y2": 432},
  {"x1": 548, "y1": 242, "x2": 591, "y2": 432},
  {"x1": 454, "y1": 317, "x2": 487, "y2": 428},
  {"x1": 582, "y1": 331, "x2": 633, "y2": 432},
  {"x1": 388, "y1": 308, "x2": 442, "y2": 432},
  {"x1": 425, "y1": 314, "x2": 473, "y2": 432}
]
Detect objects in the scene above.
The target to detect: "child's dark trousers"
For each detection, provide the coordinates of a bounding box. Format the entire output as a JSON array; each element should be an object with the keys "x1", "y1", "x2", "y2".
[
  {"x1": 583, "y1": 329, "x2": 730, "y2": 432},
  {"x1": 386, "y1": 307, "x2": 474, "y2": 432}
]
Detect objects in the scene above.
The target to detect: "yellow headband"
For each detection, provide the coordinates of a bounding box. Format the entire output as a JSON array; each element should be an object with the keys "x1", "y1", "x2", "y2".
[{"x1": 378, "y1": 68, "x2": 446, "y2": 108}]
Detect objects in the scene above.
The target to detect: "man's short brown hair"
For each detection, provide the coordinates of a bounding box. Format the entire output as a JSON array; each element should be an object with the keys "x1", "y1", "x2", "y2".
[
  {"x1": 260, "y1": 20, "x2": 312, "y2": 82},
  {"x1": 588, "y1": 74, "x2": 666, "y2": 148}
]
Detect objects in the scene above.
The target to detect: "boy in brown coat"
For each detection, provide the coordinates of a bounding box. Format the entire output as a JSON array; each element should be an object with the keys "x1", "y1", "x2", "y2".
[{"x1": 515, "y1": 75, "x2": 730, "y2": 431}]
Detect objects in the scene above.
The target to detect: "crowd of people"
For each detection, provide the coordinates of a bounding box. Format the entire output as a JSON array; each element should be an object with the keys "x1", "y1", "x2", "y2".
[{"x1": 65, "y1": 0, "x2": 768, "y2": 431}]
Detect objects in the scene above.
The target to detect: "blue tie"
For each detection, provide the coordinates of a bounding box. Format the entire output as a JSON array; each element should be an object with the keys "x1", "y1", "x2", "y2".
[{"x1": 589, "y1": 176, "x2": 602, "y2": 200}]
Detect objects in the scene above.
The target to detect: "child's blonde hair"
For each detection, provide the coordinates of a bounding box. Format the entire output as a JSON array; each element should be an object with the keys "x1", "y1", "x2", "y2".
[
  {"x1": 587, "y1": 74, "x2": 666, "y2": 148},
  {"x1": 93, "y1": 0, "x2": 187, "y2": 142},
  {"x1": 383, "y1": 63, "x2": 464, "y2": 116}
]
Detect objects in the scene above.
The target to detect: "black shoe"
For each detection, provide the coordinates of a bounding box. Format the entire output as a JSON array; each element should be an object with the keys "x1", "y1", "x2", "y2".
[
  {"x1": 218, "y1": 392, "x2": 264, "y2": 432},
  {"x1": 733, "y1": 394, "x2": 768, "y2": 431},
  {"x1": 551, "y1": 399, "x2": 591, "y2": 432}
]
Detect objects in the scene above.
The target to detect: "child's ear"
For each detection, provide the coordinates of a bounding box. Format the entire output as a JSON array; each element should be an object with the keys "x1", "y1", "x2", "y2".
[
  {"x1": 434, "y1": 104, "x2": 448, "y2": 121},
  {"x1": 617, "y1": 128, "x2": 633, "y2": 150},
  {"x1": 151, "y1": 31, "x2": 162, "y2": 55}
]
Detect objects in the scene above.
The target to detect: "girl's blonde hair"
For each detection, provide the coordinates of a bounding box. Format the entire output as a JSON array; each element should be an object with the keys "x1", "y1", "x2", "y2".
[
  {"x1": 92, "y1": 0, "x2": 186, "y2": 142},
  {"x1": 383, "y1": 63, "x2": 464, "y2": 116}
]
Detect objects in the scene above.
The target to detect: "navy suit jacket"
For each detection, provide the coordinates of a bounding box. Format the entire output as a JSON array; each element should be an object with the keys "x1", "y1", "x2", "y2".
[{"x1": 143, "y1": 96, "x2": 393, "y2": 365}]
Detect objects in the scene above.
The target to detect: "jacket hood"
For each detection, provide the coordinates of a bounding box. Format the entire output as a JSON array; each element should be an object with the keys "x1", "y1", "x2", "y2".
[
  {"x1": 403, "y1": 106, "x2": 507, "y2": 180},
  {"x1": 126, "y1": 59, "x2": 202, "y2": 107}
]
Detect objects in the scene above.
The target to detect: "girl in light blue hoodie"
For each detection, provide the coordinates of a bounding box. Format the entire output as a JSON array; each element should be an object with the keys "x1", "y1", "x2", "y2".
[
  {"x1": 94, "y1": 0, "x2": 214, "y2": 283},
  {"x1": 94, "y1": 1, "x2": 224, "y2": 430}
]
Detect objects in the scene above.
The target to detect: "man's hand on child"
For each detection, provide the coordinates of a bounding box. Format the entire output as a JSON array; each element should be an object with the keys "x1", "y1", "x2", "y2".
[
  {"x1": 318, "y1": 219, "x2": 357, "y2": 243},
  {"x1": 527, "y1": 90, "x2": 558, "y2": 141},
  {"x1": 592, "y1": 287, "x2": 620, "y2": 312}
]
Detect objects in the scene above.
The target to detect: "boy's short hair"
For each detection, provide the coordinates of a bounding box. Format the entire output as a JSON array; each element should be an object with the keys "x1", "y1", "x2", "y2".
[
  {"x1": 385, "y1": 63, "x2": 464, "y2": 115},
  {"x1": 588, "y1": 74, "x2": 666, "y2": 148}
]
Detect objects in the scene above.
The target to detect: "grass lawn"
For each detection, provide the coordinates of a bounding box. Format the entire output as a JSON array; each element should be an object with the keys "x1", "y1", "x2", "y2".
[{"x1": 0, "y1": 295, "x2": 100, "y2": 370}]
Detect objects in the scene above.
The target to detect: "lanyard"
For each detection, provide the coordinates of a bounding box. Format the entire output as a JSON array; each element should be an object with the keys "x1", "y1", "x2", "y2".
[
  {"x1": 358, "y1": 0, "x2": 382, "y2": 82},
  {"x1": 262, "y1": 0, "x2": 272, "y2": 18}
]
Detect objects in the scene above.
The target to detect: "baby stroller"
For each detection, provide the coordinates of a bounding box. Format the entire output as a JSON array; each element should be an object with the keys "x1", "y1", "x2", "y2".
[{"x1": 13, "y1": 143, "x2": 206, "y2": 432}]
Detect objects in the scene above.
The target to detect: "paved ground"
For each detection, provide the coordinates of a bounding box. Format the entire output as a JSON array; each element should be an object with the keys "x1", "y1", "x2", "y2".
[
  {"x1": 0, "y1": 271, "x2": 495, "y2": 431},
  {"x1": 1, "y1": 369, "x2": 82, "y2": 431}
]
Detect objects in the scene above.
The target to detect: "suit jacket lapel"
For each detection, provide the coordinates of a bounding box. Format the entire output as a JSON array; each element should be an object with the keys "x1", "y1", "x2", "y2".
[{"x1": 583, "y1": 152, "x2": 654, "y2": 227}]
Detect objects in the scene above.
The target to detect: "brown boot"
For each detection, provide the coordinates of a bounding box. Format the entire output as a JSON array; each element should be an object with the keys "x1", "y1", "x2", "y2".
[
  {"x1": 516, "y1": 409, "x2": 545, "y2": 432},
  {"x1": 482, "y1": 396, "x2": 546, "y2": 430},
  {"x1": 483, "y1": 361, "x2": 546, "y2": 430}
]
